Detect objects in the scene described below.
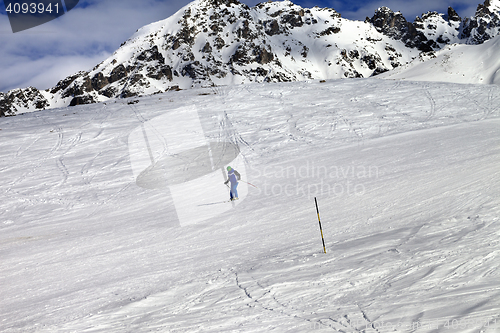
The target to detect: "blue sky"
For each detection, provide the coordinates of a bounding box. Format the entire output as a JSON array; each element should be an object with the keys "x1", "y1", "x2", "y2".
[{"x1": 0, "y1": 0, "x2": 481, "y2": 93}]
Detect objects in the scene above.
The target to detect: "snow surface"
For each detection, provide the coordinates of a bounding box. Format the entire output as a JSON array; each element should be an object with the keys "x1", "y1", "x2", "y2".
[
  {"x1": 380, "y1": 35, "x2": 500, "y2": 85},
  {"x1": 1, "y1": 78, "x2": 499, "y2": 332}
]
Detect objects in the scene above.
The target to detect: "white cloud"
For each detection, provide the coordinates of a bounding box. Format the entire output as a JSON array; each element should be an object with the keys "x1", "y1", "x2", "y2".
[
  {"x1": 0, "y1": 0, "x2": 189, "y2": 92},
  {"x1": 1, "y1": 52, "x2": 111, "y2": 92}
]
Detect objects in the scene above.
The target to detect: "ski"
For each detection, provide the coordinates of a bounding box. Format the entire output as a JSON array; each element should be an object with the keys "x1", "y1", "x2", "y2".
[{"x1": 197, "y1": 200, "x2": 233, "y2": 206}]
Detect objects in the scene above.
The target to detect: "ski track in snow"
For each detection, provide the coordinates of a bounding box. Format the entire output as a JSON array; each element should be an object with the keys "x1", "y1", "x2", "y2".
[{"x1": 0, "y1": 79, "x2": 499, "y2": 332}]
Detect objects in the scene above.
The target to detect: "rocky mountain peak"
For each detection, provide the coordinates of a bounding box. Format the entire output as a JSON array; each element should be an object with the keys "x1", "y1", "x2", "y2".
[
  {"x1": 199, "y1": 0, "x2": 241, "y2": 7},
  {"x1": 444, "y1": 7, "x2": 462, "y2": 22},
  {"x1": 368, "y1": 7, "x2": 436, "y2": 51},
  {"x1": 476, "y1": 0, "x2": 492, "y2": 17},
  {"x1": 461, "y1": 0, "x2": 500, "y2": 43},
  {"x1": 475, "y1": 0, "x2": 500, "y2": 17},
  {"x1": 1, "y1": 0, "x2": 499, "y2": 116},
  {"x1": 370, "y1": 0, "x2": 500, "y2": 48}
]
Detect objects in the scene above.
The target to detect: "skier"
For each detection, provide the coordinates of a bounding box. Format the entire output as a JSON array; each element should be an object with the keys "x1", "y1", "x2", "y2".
[{"x1": 224, "y1": 166, "x2": 241, "y2": 201}]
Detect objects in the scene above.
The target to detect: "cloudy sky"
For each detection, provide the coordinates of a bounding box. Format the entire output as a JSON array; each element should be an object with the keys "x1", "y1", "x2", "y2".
[{"x1": 0, "y1": 0, "x2": 481, "y2": 93}]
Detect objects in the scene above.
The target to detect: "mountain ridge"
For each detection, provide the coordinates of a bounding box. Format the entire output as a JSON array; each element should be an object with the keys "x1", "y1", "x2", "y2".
[{"x1": 1, "y1": 0, "x2": 499, "y2": 117}]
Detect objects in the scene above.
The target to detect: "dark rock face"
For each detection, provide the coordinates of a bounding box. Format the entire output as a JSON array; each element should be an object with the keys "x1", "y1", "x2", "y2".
[
  {"x1": 368, "y1": 7, "x2": 437, "y2": 52},
  {"x1": 147, "y1": 65, "x2": 173, "y2": 81},
  {"x1": 182, "y1": 62, "x2": 204, "y2": 79},
  {"x1": 69, "y1": 95, "x2": 95, "y2": 106},
  {"x1": 256, "y1": 46, "x2": 274, "y2": 64},
  {"x1": 137, "y1": 46, "x2": 165, "y2": 64},
  {"x1": 230, "y1": 45, "x2": 251, "y2": 65},
  {"x1": 460, "y1": 0, "x2": 500, "y2": 43},
  {"x1": 264, "y1": 19, "x2": 281, "y2": 36},
  {"x1": 236, "y1": 20, "x2": 252, "y2": 39},
  {"x1": 50, "y1": 72, "x2": 82, "y2": 94},
  {"x1": 280, "y1": 12, "x2": 304, "y2": 28},
  {"x1": 0, "y1": 93, "x2": 6, "y2": 117},
  {"x1": 109, "y1": 64, "x2": 129, "y2": 84},
  {"x1": 201, "y1": 42, "x2": 213, "y2": 53},
  {"x1": 100, "y1": 86, "x2": 118, "y2": 98},
  {"x1": 0, "y1": 87, "x2": 49, "y2": 116},
  {"x1": 319, "y1": 26, "x2": 340, "y2": 36},
  {"x1": 91, "y1": 72, "x2": 109, "y2": 91},
  {"x1": 446, "y1": 7, "x2": 462, "y2": 22}
]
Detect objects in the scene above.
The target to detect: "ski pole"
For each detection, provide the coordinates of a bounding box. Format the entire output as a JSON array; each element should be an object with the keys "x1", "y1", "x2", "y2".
[
  {"x1": 314, "y1": 197, "x2": 326, "y2": 254},
  {"x1": 240, "y1": 180, "x2": 257, "y2": 188}
]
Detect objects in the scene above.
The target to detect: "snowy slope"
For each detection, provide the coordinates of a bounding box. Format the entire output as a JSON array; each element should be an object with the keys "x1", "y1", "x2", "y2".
[
  {"x1": 1, "y1": 79, "x2": 499, "y2": 332},
  {"x1": 380, "y1": 35, "x2": 500, "y2": 84}
]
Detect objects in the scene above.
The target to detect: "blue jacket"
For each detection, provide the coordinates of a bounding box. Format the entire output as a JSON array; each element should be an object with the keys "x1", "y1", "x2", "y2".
[{"x1": 225, "y1": 169, "x2": 240, "y2": 185}]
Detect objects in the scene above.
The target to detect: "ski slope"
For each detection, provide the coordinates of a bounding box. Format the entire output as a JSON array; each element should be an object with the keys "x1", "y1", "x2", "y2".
[{"x1": 1, "y1": 79, "x2": 499, "y2": 332}]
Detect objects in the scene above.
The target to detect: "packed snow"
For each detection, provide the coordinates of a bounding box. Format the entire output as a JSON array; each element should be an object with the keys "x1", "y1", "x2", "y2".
[{"x1": 1, "y1": 78, "x2": 499, "y2": 332}]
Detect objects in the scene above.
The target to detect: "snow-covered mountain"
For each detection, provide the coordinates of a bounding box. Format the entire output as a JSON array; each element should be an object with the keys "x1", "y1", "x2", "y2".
[
  {"x1": 368, "y1": 0, "x2": 500, "y2": 50},
  {"x1": 380, "y1": 35, "x2": 500, "y2": 84},
  {"x1": 1, "y1": 0, "x2": 500, "y2": 116}
]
